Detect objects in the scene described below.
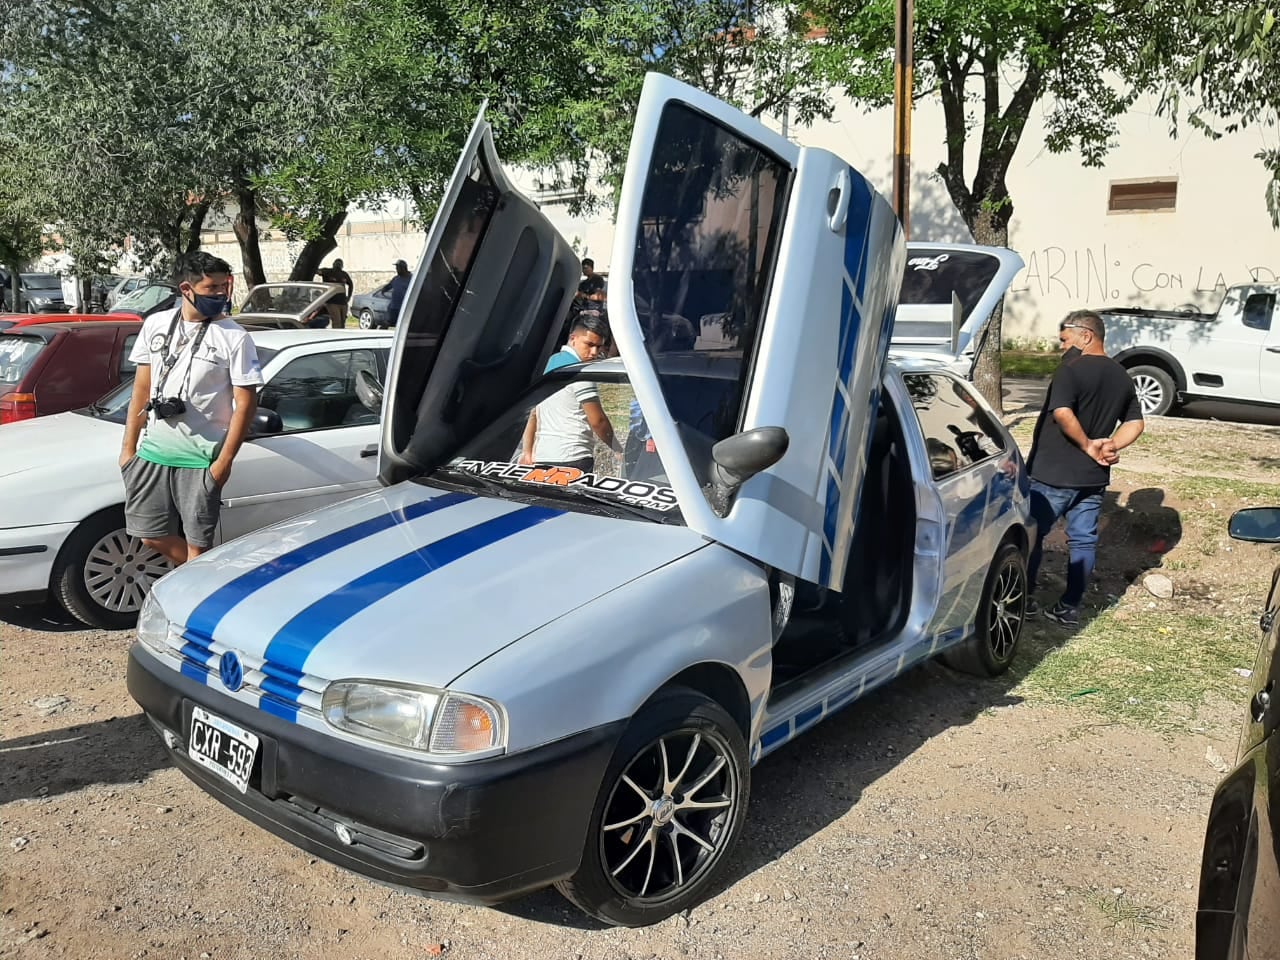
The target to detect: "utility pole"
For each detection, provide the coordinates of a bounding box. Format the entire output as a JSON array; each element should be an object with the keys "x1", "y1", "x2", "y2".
[{"x1": 892, "y1": 0, "x2": 914, "y2": 238}]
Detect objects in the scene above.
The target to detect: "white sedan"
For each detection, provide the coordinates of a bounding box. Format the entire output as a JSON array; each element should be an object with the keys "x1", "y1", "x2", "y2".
[{"x1": 0, "y1": 328, "x2": 392, "y2": 628}]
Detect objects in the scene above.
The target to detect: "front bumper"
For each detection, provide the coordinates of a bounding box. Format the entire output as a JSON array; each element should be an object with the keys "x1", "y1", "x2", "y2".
[
  {"x1": 127, "y1": 644, "x2": 625, "y2": 903},
  {"x1": 0, "y1": 521, "x2": 76, "y2": 602}
]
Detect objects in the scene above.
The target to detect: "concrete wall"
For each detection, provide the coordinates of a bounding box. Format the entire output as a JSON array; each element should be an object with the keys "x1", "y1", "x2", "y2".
[{"x1": 201, "y1": 86, "x2": 1280, "y2": 340}]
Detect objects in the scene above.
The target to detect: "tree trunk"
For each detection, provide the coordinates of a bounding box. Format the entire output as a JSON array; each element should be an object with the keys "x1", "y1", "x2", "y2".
[
  {"x1": 287, "y1": 209, "x2": 349, "y2": 281},
  {"x1": 969, "y1": 206, "x2": 1010, "y2": 414},
  {"x1": 185, "y1": 201, "x2": 210, "y2": 256},
  {"x1": 232, "y1": 184, "x2": 267, "y2": 287}
]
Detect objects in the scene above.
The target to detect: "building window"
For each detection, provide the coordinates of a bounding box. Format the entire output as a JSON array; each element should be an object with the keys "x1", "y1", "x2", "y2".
[{"x1": 1108, "y1": 178, "x2": 1177, "y2": 213}]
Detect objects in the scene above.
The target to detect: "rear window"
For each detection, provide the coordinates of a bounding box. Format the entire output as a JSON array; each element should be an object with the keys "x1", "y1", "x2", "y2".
[
  {"x1": 898, "y1": 249, "x2": 1001, "y2": 322},
  {"x1": 0, "y1": 336, "x2": 46, "y2": 384}
]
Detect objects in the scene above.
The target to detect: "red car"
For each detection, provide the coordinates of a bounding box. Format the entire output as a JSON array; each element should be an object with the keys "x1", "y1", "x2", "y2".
[
  {"x1": 0, "y1": 320, "x2": 143, "y2": 424},
  {"x1": 0, "y1": 311, "x2": 142, "y2": 332}
]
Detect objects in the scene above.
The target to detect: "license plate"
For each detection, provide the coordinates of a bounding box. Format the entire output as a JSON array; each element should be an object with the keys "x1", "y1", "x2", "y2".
[{"x1": 188, "y1": 705, "x2": 260, "y2": 794}]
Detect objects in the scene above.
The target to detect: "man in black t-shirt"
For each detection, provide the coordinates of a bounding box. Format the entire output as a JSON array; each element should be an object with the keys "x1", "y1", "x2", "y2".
[
  {"x1": 316, "y1": 258, "x2": 354, "y2": 329},
  {"x1": 1025, "y1": 310, "x2": 1145, "y2": 626}
]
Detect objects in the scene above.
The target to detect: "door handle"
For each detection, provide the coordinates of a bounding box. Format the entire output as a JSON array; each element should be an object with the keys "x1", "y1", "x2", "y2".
[
  {"x1": 828, "y1": 169, "x2": 851, "y2": 232},
  {"x1": 359, "y1": 444, "x2": 378, "y2": 458},
  {"x1": 1266, "y1": 346, "x2": 1280, "y2": 354}
]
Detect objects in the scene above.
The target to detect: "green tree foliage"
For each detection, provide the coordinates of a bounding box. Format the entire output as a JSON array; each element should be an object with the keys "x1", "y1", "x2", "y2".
[
  {"x1": 812, "y1": 0, "x2": 1176, "y2": 407},
  {"x1": 1149, "y1": 2, "x2": 1280, "y2": 227},
  {"x1": 0, "y1": 0, "x2": 355, "y2": 285},
  {"x1": 518, "y1": 1, "x2": 841, "y2": 209}
]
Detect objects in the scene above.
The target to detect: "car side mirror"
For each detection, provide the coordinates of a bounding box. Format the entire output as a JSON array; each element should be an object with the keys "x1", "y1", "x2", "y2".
[
  {"x1": 1228, "y1": 507, "x2": 1280, "y2": 543},
  {"x1": 251, "y1": 408, "x2": 283, "y2": 436},
  {"x1": 707, "y1": 426, "x2": 789, "y2": 516},
  {"x1": 355, "y1": 368, "x2": 384, "y2": 411}
]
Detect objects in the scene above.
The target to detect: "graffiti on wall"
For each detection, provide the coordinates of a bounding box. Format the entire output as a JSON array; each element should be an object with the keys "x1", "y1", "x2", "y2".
[{"x1": 1009, "y1": 245, "x2": 1278, "y2": 304}]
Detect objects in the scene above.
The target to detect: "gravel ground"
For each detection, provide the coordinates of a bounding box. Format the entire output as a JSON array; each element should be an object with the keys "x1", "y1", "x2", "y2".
[{"x1": 0, "y1": 603, "x2": 1232, "y2": 960}]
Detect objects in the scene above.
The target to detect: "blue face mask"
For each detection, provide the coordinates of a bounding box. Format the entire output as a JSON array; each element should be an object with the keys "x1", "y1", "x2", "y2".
[{"x1": 187, "y1": 292, "x2": 229, "y2": 319}]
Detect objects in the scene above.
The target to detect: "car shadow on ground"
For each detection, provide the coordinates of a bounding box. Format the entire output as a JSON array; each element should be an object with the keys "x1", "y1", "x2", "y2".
[
  {"x1": 0, "y1": 602, "x2": 89, "y2": 634},
  {"x1": 0, "y1": 714, "x2": 168, "y2": 805},
  {"x1": 500, "y1": 492, "x2": 1185, "y2": 929}
]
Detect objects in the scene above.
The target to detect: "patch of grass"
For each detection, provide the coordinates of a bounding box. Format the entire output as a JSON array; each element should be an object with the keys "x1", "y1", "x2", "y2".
[
  {"x1": 1001, "y1": 351, "x2": 1058, "y2": 378},
  {"x1": 1085, "y1": 890, "x2": 1170, "y2": 933},
  {"x1": 1014, "y1": 608, "x2": 1256, "y2": 729},
  {"x1": 1170, "y1": 475, "x2": 1280, "y2": 505}
]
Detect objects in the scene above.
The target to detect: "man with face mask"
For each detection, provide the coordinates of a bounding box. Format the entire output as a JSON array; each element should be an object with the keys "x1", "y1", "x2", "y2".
[
  {"x1": 118, "y1": 251, "x2": 262, "y2": 567},
  {"x1": 1024, "y1": 309, "x2": 1144, "y2": 625}
]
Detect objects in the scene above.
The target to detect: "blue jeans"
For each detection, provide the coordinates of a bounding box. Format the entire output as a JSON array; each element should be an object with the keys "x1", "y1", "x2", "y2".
[{"x1": 1027, "y1": 480, "x2": 1106, "y2": 608}]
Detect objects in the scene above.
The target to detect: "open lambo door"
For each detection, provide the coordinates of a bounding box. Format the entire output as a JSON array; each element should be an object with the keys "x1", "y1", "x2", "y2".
[
  {"x1": 378, "y1": 107, "x2": 581, "y2": 486},
  {"x1": 606, "y1": 74, "x2": 906, "y2": 589},
  {"x1": 890, "y1": 242, "x2": 1024, "y2": 378}
]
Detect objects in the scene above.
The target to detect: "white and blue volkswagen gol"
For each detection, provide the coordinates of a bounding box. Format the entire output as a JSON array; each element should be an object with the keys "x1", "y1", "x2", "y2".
[{"x1": 129, "y1": 75, "x2": 1032, "y2": 926}]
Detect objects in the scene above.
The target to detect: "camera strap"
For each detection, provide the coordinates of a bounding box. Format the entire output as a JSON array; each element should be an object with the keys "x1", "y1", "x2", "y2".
[{"x1": 153, "y1": 311, "x2": 212, "y2": 400}]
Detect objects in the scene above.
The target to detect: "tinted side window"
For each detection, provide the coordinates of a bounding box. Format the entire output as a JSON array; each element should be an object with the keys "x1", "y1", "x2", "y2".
[
  {"x1": 903, "y1": 373, "x2": 1005, "y2": 480},
  {"x1": 632, "y1": 102, "x2": 788, "y2": 496},
  {"x1": 259, "y1": 349, "x2": 385, "y2": 432},
  {"x1": 899, "y1": 250, "x2": 1001, "y2": 321},
  {"x1": 1242, "y1": 293, "x2": 1274, "y2": 331},
  {"x1": 121, "y1": 334, "x2": 139, "y2": 377}
]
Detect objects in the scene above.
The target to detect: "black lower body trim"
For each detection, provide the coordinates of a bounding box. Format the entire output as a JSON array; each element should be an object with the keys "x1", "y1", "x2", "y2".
[{"x1": 127, "y1": 644, "x2": 625, "y2": 903}]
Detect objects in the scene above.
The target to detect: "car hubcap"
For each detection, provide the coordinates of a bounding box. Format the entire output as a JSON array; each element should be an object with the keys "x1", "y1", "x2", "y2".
[
  {"x1": 601, "y1": 730, "x2": 736, "y2": 903},
  {"x1": 83, "y1": 530, "x2": 173, "y2": 613},
  {"x1": 1131, "y1": 374, "x2": 1164, "y2": 415},
  {"x1": 989, "y1": 561, "x2": 1026, "y2": 660}
]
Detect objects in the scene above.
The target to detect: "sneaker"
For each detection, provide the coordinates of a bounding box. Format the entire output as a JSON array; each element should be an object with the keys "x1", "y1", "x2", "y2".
[
  {"x1": 1025, "y1": 598, "x2": 1040, "y2": 617},
  {"x1": 1044, "y1": 602, "x2": 1080, "y2": 626}
]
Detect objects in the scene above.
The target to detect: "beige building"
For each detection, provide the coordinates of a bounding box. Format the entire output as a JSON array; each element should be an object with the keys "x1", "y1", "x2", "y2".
[{"x1": 205, "y1": 87, "x2": 1280, "y2": 341}]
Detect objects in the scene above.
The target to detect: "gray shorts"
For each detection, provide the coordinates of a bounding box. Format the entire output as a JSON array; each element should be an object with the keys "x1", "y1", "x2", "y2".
[{"x1": 122, "y1": 456, "x2": 221, "y2": 548}]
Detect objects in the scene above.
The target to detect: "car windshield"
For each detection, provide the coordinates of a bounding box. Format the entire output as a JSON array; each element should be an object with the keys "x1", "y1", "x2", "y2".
[
  {"x1": 0, "y1": 335, "x2": 47, "y2": 383},
  {"x1": 111, "y1": 283, "x2": 176, "y2": 314},
  {"x1": 21, "y1": 274, "x2": 62, "y2": 291},
  {"x1": 241, "y1": 284, "x2": 330, "y2": 316},
  {"x1": 439, "y1": 367, "x2": 689, "y2": 522}
]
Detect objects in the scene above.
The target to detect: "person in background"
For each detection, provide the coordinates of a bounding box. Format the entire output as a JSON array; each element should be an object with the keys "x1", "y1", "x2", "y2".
[
  {"x1": 316, "y1": 258, "x2": 354, "y2": 329},
  {"x1": 578, "y1": 257, "x2": 606, "y2": 303},
  {"x1": 1024, "y1": 309, "x2": 1145, "y2": 626},
  {"x1": 382, "y1": 259, "x2": 412, "y2": 329},
  {"x1": 519, "y1": 313, "x2": 619, "y2": 473}
]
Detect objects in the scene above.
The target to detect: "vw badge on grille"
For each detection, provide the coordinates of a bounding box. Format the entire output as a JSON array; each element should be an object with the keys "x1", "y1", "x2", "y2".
[{"x1": 219, "y1": 651, "x2": 244, "y2": 692}]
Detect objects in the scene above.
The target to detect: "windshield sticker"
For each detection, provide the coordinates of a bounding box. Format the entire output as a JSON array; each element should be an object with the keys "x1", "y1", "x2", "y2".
[
  {"x1": 907, "y1": 253, "x2": 950, "y2": 271},
  {"x1": 454, "y1": 460, "x2": 679, "y2": 512}
]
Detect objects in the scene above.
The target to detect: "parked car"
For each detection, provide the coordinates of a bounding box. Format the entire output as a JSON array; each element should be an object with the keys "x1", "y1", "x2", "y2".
[
  {"x1": 108, "y1": 281, "x2": 180, "y2": 318},
  {"x1": 104, "y1": 276, "x2": 150, "y2": 309},
  {"x1": 0, "y1": 320, "x2": 143, "y2": 424},
  {"x1": 0, "y1": 271, "x2": 70, "y2": 313},
  {"x1": 1196, "y1": 506, "x2": 1280, "y2": 960},
  {"x1": 236, "y1": 281, "x2": 344, "y2": 329},
  {"x1": 351, "y1": 282, "x2": 395, "y2": 329},
  {"x1": 0, "y1": 328, "x2": 392, "y2": 628},
  {"x1": 126, "y1": 74, "x2": 1032, "y2": 927},
  {"x1": 1099, "y1": 282, "x2": 1280, "y2": 416}
]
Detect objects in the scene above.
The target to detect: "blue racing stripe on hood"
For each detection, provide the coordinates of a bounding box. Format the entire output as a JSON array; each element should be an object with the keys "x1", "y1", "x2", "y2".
[
  {"x1": 184, "y1": 490, "x2": 474, "y2": 642},
  {"x1": 263, "y1": 504, "x2": 564, "y2": 682}
]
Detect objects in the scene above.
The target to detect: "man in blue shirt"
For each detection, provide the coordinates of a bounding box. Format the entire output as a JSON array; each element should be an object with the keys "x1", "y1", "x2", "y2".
[{"x1": 383, "y1": 259, "x2": 412, "y2": 328}]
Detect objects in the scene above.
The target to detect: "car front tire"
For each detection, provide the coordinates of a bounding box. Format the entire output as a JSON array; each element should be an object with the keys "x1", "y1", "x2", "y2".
[
  {"x1": 941, "y1": 541, "x2": 1027, "y2": 676},
  {"x1": 556, "y1": 686, "x2": 750, "y2": 927},
  {"x1": 357, "y1": 308, "x2": 374, "y2": 330},
  {"x1": 1127, "y1": 364, "x2": 1176, "y2": 417},
  {"x1": 51, "y1": 507, "x2": 173, "y2": 629}
]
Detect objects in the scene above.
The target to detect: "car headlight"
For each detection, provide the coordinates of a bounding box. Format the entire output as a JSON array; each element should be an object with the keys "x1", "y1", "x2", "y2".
[
  {"x1": 136, "y1": 591, "x2": 169, "y2": 655},
  {"x1": 29, "y1": 296, "x2": 52, "y2": 306},
  {"x1": 321, "y1": 681, "x2": 506, "y2": 756}
]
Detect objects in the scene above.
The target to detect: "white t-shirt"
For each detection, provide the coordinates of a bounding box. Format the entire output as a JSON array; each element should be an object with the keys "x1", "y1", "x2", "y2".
[
  {"x1": 129, "y1": 307, "x2": 263, "y2": 468},
  {"x1": 533, "y1": 347, "x2": 599, "y2": 464}
]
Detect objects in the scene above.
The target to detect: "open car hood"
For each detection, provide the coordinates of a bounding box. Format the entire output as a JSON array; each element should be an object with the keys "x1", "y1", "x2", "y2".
[
  {"x1": 378, "y1": 74, "x2": 906, "y2": 591},
  {"x1": 237, "y1": 282, "x2": 343, "y2": 325},
  {"x1": 889, "y1": 242, "x2": 1024, "y2": 377}
]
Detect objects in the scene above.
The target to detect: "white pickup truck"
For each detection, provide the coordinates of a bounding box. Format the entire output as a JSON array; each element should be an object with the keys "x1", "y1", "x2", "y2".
[{"x1": 1101, "y1": 283, "x2": 1280, "y2": 416}]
